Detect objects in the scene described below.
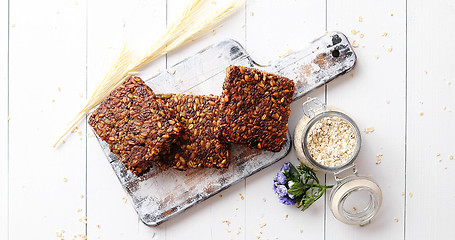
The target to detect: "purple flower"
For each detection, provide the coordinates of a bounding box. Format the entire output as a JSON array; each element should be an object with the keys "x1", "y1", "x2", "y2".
[
  {"x1": 276, "y1": 172, "x2": 286, "y2": 185},
  {"x1": 288, "y1": 180, "x2": 295, "y2": 188},
  {"x1": 281, "y1": 162, "x2": 291, "y2": 172},
  {"x1": 279, "y1": 196, "x2": 296, "y2": 205},
  {"x1": 275, "y1": 185, "x2": 288, "y2": 197}
]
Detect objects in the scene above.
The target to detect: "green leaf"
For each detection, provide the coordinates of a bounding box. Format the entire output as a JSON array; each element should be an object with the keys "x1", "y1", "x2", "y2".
[{"x1": 287, "y1": 181, "x2": 306, "y2": 196}]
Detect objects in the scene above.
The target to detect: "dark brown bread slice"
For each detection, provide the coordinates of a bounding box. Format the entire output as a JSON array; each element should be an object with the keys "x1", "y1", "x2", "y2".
[
  {"x1": 89, "y1": 76, "x2": 182, "y2": 176},
  {"x1": 157, "y1": 94, "x2": 230, "y2": 170},
  {"x1": 219, "y1": 66, "x2": 295, "y2": 152}
]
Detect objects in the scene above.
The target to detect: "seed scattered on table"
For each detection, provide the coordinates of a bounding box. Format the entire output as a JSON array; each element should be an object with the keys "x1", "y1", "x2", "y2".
[
  {"x1": 359, "y1": 33, "x2": 364, "y2": 38},
  {"x1": 364, "y1": 126, "x2": 375, "y2": 134},
  {"x1": 352, "y1": 40, "x2": 359, "y2": 48},
  {"x1": 351, "y1": 29, "x2": 357, "y2": 35}
]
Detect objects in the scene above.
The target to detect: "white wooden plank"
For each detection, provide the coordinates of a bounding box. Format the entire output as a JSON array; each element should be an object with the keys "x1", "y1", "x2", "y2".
[
  {"x1": 326, "y1": 0, "x2": 406, "y2": 238},
  {"x1": 86, "y1": 0, "x2": 167, "y2": 239},
  {"x1": 406, "y1": 1, "x2": 455, "y2": 238},
  {"x1": 1, "y1": 0, "x2": 9, "y2": 239},
  {"x1": 244, "y1": 0, "x2": 326, "y2": 239},
  {"x1": 163, "y1": 1, "x2": 247, "y2": 239},
  {"x1": 8, "y1": 0, "x2": 88, "y2": 239}
]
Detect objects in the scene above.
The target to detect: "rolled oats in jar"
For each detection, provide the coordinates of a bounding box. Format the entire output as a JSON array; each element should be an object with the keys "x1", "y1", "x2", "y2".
[{"x1": 293, "y1": 97, "x2": 382, "y2": 226}]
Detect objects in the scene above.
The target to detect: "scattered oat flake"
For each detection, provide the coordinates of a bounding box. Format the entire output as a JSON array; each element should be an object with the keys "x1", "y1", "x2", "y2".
[
  {"x1": 351, "y1": 29, "x2": 357, "y2": 35},
  {"x1": 359, "y1": 33, "x2": 364, "y2": 38},
  {"x1": 394, "y1": 218, "x2": 399, "y2": 222},
  {"x1": 364, "y1": 126, "x2": 375, "y2": 134},
  {"x1": 409, "y1": 192, "x2": 413, "y2": 197},
  {"x1": 358, "y1": 16, "x2": 363, "y2": 22},
  {"x1": 388, "y1": 46, "x2": 393, "y2": 52},
  {"x1": 376, "y1": 153, "x2": 383, "y2": 165},
  {"x1": 352, "y1": 40, "x2": 359, "y2": 48},
  {"x1": 382, "y1": 32, "x2": 388, "y2": 37},
  {"x1": 279, "y1": 49, "x2": 293, "y2": 59},
  {"x1": 449, "y1": 155, "x2": 453, "y2": 160}
]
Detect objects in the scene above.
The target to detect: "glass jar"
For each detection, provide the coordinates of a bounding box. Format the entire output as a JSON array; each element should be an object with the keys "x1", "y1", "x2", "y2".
[{"x1": 293, "y1": 98, "x2": 382, "y2": 226}]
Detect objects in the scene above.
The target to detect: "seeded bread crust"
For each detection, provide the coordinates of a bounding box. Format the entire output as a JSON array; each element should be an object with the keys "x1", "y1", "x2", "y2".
[
  {"x1": 219, "y1": 66, "x2": 295, "y2": 152},
  {"x1": 89, "y1": 76, "x2": 182, "y2": 176},
  {"x1": 157, "y1": 94, "x2": 231, "y2": 170}
]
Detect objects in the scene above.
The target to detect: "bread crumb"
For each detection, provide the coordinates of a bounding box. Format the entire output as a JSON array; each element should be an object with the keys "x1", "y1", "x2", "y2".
[
  {"x1": 449, "y1": 154, "x2": 453, "y2": 160},
  {"x1": 63, "y1": 178, "x2": 68, "y2": 182},
  {"x1": 256, "y1": 235, "x2": 261, "y2": 239},
  {"x1": 226, "y1": 228, "x2": 231, "y2": 233},
  {"x1": 364, "y1": 126, "x2": 375, "y2": 134},
  {"x1": 391, "y1": 13, "x2": 394, "y2": 16},
  {"x1": 436, "y1": 152, "x2": 440, "y2": 156},
  {"x1": 259, "y1": 222, "x2": 267, "y2": 228},
  {"x1": 387, "y1": 46, "x2": 393, "y2": 52},
  {"x1": 409, "y1": 192, "x2": 413, "y2": 197},
  {"x1": 381, "y1": 32, "x2": 388, "y2": 37},
  {"x1": 351, "y1": 29, "x2": 357, "y2": 35},
  {"x1": 81, "y1": 194, "x2": 84, "y2": 198},
  {"x1": 394, "y1": 218, "x2": 399, "y2": 222},
  {"x1": 448, "y1": 81, "x2": 452, "y2": 85},
  {"x1": 419, "y1": 112, "x2": 423, "y2": 116},
  {"x1": 358, "y1": 16, "x2": 363, "y2": 22},
  {"x1": 359, "y1": 33, "x2": 364, "y2": 38},
  {"x1": 284, "y1": 214, "x2": 288, "y2": 220}
]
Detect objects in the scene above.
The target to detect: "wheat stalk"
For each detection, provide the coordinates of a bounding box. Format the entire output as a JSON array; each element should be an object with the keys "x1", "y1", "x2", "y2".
[{"x1": 54, "y1": 0, "x2": 244, "y2": 147}]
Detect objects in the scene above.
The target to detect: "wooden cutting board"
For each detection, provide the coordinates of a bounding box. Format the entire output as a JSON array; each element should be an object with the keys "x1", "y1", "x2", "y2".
[{"x1": 92, "y1": 31, "x2": 356, "y2": 226}]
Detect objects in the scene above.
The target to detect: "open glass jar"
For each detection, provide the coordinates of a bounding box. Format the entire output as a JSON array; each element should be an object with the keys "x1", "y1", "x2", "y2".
[{"x1": 293, "y1": 98, "x2": 382, "y2": 226}]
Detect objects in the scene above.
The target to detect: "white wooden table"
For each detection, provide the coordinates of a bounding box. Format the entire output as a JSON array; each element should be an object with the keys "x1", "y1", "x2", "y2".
[{"x1": 2, "y1": 0, "x2": 455, "y2": 239}]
